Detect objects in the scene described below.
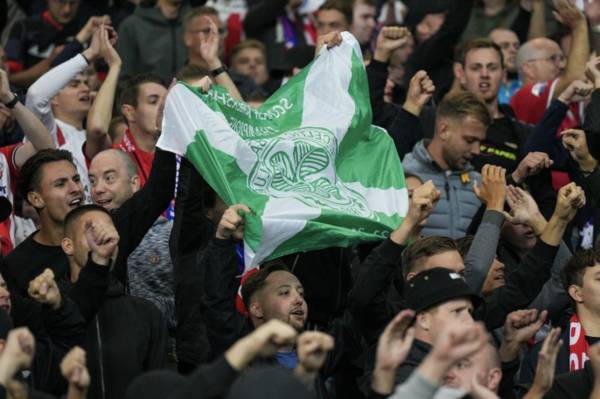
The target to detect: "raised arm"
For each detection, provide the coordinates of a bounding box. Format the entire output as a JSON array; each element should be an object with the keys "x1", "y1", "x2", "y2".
[
  {"x1": 552, "y1": 0, "x2": 589, "y2": 99},
  {"x1": 198, "y1": 16, "x2": 243, "y2": 101},
  {"x1": 385, "y1": 70, "x2": 434, "y2": 159},
  {"x1": 61, "y1": 347, "x2": 90, "y2": 399},
  {"x1": 404, "y1": 0, "x2": 474, "y2": 91},
  {"x1": 0, "y1": 69, "x2": 54, "y2": 168},
  {"x1": 504, "y1": 185, "x2": 571, "y2": 322},
  {"x1": 525, "y1": 0, "x2": 547, "y2": 40},
  {"x1": 466, "y1": 165, "x2": 507, "y2": 293},
  {"x1": 348, "y1": 181, "x2": 440, "y2": 342},
  {"x1": 25, "y1": 29, "x2": 102, "y2": 134},
  {"x1": 480, "y1": 182, "x2": 584, "y2": 329},
  {"x1": 85, "y1": 26, "x2": 121, "y2": 160},
  {"x1": 203, "y1": 204, "x2": 252, "y2": 357},
  {"x1": 369, "y1": 27, "x2": 412, "y2": 127}
]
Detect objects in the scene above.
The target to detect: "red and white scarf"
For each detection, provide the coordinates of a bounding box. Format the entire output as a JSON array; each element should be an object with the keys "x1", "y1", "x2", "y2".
[{"x1": 569, "y1": 314, "x2": 590, "y2": 371}]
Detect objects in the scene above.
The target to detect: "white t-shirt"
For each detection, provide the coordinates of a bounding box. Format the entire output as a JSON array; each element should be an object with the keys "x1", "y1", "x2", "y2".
[{"x1": 25, "y1": 53, "x2": 91, "y2": 202}]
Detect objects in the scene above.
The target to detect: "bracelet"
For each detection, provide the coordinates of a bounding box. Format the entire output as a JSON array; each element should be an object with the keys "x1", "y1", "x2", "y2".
[
  {"x1": 210, "y1": 65, "x2": 228, "y2": 77},
  {"x1": 2, "y1": 93, "x2": 18, "y2": 109},
  {"x1": 81, "y1": 53, "x2": 91, "y2": 65}
]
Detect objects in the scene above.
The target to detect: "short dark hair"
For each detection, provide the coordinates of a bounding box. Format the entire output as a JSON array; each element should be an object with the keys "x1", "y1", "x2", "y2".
[
  {"x1": 64, "y1": 204, "x2": 112, "y2": 238},
  {"x1": 241, "y1": 260, "x2": 290, "y2": 310},
  {"x1": 119, "y1": 73, "x2": 165, "y2": 111},
  {"x1": 175, "y1": 64, "x2": 210, "y2": 83},
  {"x1": 318, "y1": 0, "x2": 353, "y2": 25},
  {"x1": 18, "y1": 149, "x2": 75, "y2": 201},
  {"x1": 402, "y1": 236, "x2": 459, "y2": 278},
  {"x1": 354, "y1": 0, "x2": 375, "y2": 7},
  {"x1": 230, "y1": 40, "x2": 267, "y2": 64},
  {"x1": 437, "y1": 91, "x2": 492, "y2": 127},
  {"x1": 455, "y1": 235, "x2": 474, "y2": 258},
  {"x1": 561, "y1": 248, "x2": 600, "y2": 292},
  {"x1": 456, "y1": 37, "x2": 504, "y2": 69}
]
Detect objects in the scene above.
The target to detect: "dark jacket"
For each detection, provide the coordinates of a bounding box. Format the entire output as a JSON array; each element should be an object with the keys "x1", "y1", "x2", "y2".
[
  {"x1": 243, "y1": 0, "x2": 312, "y2": 73},
  {"x1": 116, "y1": 5, "x2": 188, "y2": 81},
  {"x1": 11, "y1": 293, "x2": 86, "y2": 394},
  {"x1": 169, "y1": 157, "x2": 216, "y2": 372},
  {"x1": 404, "y1": 0, "x2": 473, "y2": 102},
  {"x1": 394, "y1": 339, "x2": 431, "y2": 384},
  {"x1": 1, "y1": 149, "x2": 175, "y2": 303},
  {"x1": 200, "y1": 237, "x2": 360, "y2": 399},
  {"x1": 544, "y1": 362, "x2": 594, "y2": 399},
  {"x1": 348, "y1": 235, "x2": 559, "y2": 342},
  {"x1": 112, "y1": 148, "x2": 177, "y2": 287},
  {"x1": 85, "y1": 279, "x2": 168, "y2": 399}
]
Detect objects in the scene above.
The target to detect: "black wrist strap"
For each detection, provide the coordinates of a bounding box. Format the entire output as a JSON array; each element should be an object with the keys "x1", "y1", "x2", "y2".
[
  {"x1": 210, "y1": 65, "x2": 227, "y2": 77},
  {"x1": 3, "y1": 94, "x2": 18, "y2": 109}
]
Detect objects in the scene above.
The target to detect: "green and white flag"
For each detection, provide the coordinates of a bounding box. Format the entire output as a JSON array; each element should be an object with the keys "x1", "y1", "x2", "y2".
[{"x1": 157, "y1": 32, "x2": 408, "y2": 268}]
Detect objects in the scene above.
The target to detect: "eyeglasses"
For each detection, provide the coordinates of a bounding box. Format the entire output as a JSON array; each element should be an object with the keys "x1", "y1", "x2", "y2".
[{"x1": 527, "y1": 54, "x2": 566, "y2": 64}]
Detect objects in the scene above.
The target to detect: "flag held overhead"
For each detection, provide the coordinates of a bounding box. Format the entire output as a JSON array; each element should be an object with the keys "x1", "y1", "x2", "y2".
[{"x1": 157, "y1": 32, "x2": 408, "y2": 269}]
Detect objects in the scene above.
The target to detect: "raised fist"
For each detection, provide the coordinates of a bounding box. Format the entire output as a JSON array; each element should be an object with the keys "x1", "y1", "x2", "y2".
[{"x1": 28, "y1": 268, "x2": 61, "y2": 310}]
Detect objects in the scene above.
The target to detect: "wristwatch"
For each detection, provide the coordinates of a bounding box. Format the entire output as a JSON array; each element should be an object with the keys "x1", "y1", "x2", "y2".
[
  {"x1": 2, "y1": 93, "x2": 18, "y2": 109},
  {"x1": 210, "y1": 65, "x2": 228, "y2": 77}
]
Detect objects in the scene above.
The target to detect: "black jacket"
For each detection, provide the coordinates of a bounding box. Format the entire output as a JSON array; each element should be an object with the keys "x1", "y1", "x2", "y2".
[
  {"x1": 11, "y1": 293, "x2": 86, "y2": 394},
  {"x1": 0, "y1": 149, "x2": 176, "y2": 301},
  {"x1": 169, "y1": 157, "x2": 216, "y2": 372},
  {"x1": 243, "y1": 0, "x2": 312, "y2": 73},
  {"x1": 85, "y1": 279, "x2": 168, "y2": 399},
  {"x1": 200, "y1": 237, "x2": 360, "y2": 399},
  {"x1": 404, "y1": 0, "x2": 473, "y2": 102},
  {"x1": 111, "y1": 148, "x2": 177, "y2": 286},
  {"x1": 348, "y1": 236, "x2": 559, "y2": 340},
  {"x1": 544, "y1": 362, "x2": 594, "y2": 399}
]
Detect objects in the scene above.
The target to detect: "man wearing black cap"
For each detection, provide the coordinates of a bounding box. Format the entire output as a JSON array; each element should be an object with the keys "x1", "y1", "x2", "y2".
[{"x1": 397, "y1": 267, "x2": 481, "y2": 383}]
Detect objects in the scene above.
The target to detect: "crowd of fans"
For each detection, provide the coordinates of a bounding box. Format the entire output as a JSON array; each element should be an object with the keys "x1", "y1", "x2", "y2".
[{"x1": 1, "y1": 0, "x2": 600, "y2": 398}]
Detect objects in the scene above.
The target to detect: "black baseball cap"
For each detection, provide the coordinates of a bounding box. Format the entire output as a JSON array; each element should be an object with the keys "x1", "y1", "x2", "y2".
[{"x1": 404, "y1": 267, "x2": 481, "y2": 313}]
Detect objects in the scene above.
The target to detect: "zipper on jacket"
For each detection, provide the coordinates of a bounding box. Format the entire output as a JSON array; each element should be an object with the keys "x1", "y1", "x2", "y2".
[
  {"x1": 96, "y1": 317, "x2": 106, "y2": 399},
  {"x1": 444, "y1": 180, "x2": 450, "y2": 199}
]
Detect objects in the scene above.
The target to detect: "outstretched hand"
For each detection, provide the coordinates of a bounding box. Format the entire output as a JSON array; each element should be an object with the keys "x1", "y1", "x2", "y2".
[{"x1": 523, "y1": 327, "x2": 562, "y2": 398}]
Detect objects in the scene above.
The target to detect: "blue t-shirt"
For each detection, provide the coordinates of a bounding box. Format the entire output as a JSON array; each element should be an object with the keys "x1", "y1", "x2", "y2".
[{"x1": 274, "y1": 351, "x2": 298, "y2": 369}]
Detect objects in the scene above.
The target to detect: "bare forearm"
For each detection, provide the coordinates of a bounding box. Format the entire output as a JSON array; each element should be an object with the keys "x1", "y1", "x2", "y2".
[
  {"x1": 86, "y1": 64, "x2": 120, "y2": 141},
  {"x1": 555, "y1": 22, "x2": 590, "y2": 97},
  {"x1": 527, "y1": 1, "x2": 546, "y2": 40},
  {"x1": 11, "y1": 102, "x2": 53, "y2": 150},
  {"x1": 539, "y1": 215, "x2": 568, "y2": 246},
  {"x1": 66, "y1": 386, "x2": 87, "y2": 399},
  {"x1": 214, "y1": 73, "x2": 243, "y2": 101}
]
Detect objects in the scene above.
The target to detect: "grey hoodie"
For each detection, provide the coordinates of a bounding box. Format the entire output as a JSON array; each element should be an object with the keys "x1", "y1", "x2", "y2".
[
  {"x1": 402, "y1": 140, "x2": 482, "y2": 238},
  {"x1": 116, "y1": 5, "x2": 188, "y2": 82}
]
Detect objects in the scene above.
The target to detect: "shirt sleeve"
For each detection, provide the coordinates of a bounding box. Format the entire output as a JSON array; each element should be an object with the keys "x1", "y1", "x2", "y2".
[{"x1": 24, "y1": 53, "x2": 88, "y2": 141}]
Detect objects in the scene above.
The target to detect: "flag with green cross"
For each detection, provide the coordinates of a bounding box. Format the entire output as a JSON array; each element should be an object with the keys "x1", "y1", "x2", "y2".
[{"x1": 157, "y1": 32, "x2": 408, "y2": 270}]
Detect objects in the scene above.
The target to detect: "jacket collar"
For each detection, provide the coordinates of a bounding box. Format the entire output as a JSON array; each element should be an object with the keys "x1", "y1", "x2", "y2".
[{"x1": 412, "y1": 140, "x2": 475, "y2": 174}]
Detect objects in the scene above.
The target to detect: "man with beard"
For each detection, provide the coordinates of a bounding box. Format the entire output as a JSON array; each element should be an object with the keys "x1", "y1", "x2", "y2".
[{"x1": 402, "y1": 91, "x2": 489, "y2": 238}]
